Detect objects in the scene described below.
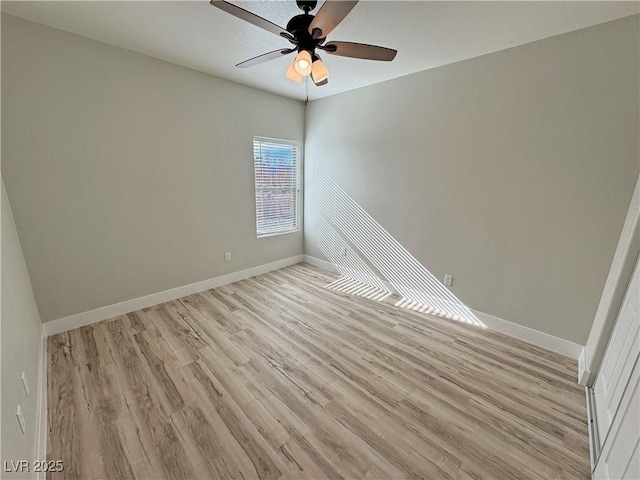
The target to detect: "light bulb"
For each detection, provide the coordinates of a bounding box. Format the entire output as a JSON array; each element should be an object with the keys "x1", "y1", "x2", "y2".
[
  {"x1": 311, "y1": 59, "x2": 330, "y2": 84},
  {"x1": 285, "y1": 60, "x2": 302, "y2": 83},
  {"x1": 293, "y1": 50, "x2": 312, "y2": 76}
]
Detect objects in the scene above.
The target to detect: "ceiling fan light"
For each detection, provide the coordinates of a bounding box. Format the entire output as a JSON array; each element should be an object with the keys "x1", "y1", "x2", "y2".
[
  {"x1": 293, "y1": 50, "x2": 312, "y2": 76},
  {"x1": 311, "y1": 59, "x2": 330, "y2": 83},
  {"x1": 285, "y1": 61, "x2": 302, "y2": 83}
]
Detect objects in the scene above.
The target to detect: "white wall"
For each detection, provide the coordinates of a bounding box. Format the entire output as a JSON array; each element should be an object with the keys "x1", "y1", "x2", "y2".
[
  {"x1": 1, "y1": 14, "x2": 305, "y2": 322},
  {"x1": 304, "y1": 15, "x2": 640, "y2": 345},
  {"x1": 1, "y1": 180, "x2": 44, "y2": 478}
]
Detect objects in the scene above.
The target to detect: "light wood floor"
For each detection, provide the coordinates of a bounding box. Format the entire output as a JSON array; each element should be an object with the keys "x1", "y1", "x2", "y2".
[{"x1": 47, "y1": 263, "x2": 589, "y2": 479}]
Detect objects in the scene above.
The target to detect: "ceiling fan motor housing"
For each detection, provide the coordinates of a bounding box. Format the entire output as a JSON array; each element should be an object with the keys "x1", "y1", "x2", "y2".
[{"x1": 286, "y1": 13, "x2": 323, "y2": 54}]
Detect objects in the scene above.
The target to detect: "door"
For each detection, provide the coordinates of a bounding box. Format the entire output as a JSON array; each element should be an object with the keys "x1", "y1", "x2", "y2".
[
  {"x1": 593, "y1": 360, "x2": 639, "y2": 479},
  {"x1": 592, "y1": 256, "x2": 640, "y2": 478},
  {"x1": 593, "y1": 258, "x2": 639, "y2": 440}
]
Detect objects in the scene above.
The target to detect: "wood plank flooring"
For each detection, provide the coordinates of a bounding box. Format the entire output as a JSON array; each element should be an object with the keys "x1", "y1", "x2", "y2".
[{"x1": 47, "y1": 263, "x2": 590, "y2": 479}]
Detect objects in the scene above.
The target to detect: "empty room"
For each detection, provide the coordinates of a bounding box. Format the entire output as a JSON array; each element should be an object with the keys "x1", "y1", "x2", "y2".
[{"x1": 1, "y1": 1, "x2": 639, "y2": 479}]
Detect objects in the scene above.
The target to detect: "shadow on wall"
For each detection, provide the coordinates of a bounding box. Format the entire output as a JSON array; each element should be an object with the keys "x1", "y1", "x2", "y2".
[{"x1": 315, "y1": 168, "x2": 485, "y2": 327}]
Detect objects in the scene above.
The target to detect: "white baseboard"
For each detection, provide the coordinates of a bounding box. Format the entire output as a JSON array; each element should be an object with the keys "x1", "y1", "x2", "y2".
[
  {"x1": 35, "y1": 327, "x2": 48, "y2": 477},
  {"x1": 304, "y1": 254, "x2": 583, "y2": 359},
  {"x1": 44, "y1": 255, "x2": 304, "y2": 336},
  {"x1": 304, "y1": 255, "x2": 338, "y2": 273},
  {"x1": 578, "y1": 348, "x2": 591, "y2": 386},
  {"x1": 472, "y1": 309, "x2": 583, "y2": 359},
  {"x1": 44, "y1": 252, "x2": 583, "y2": 360}
]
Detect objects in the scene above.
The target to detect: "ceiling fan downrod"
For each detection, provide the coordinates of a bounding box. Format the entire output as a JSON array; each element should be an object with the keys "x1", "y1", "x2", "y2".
[{"x1": 296, "y1": 1, "x2": 317, "y2": 14}]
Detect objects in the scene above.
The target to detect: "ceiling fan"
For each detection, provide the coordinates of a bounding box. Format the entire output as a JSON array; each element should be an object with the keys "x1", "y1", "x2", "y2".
[{"x1": 210, "y1": 0, "x2": 397, "y2": 86}]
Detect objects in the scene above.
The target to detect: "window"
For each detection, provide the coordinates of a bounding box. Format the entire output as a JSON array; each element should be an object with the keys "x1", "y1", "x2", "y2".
[{"x1": 253, "y1": 137, "x2": 302, "y2": 237}]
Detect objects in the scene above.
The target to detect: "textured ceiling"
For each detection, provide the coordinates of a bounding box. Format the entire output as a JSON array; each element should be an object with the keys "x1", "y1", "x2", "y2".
[{"x1": 2, "y1": 1, "x2": 638, "y2": 101}]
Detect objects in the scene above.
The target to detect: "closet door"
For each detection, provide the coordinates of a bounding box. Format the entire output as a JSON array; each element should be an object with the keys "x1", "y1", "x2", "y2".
[
  {"x1": 592, "y1": 257, "x2": 639, "y2": 479},
  {"x1": 593, "y1": 361, "x2": 639, "y2": 479}
]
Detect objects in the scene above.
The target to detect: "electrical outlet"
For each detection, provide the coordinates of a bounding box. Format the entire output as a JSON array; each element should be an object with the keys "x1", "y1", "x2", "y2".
[
  {"x1": 16, "y1": 405, "x2": 26, "y2": 435},
  {"x1": 21, "y1": 371, "x2": 29, "y2": 397},
  {"x1": 444, "y1": 274, "x2": 453, "y2": 286},
  {"x1": 224, "y1": 252, "x2": 231, "y2": 262}
]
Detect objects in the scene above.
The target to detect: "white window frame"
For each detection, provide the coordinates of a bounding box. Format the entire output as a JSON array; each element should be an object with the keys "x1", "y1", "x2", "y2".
[{"x1": 253, "y1": 136, "x2": 302, "y2": 238}]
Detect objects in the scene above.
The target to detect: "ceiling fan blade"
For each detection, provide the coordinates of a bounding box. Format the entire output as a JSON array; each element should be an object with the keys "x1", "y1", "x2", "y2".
[
  {"x1": 313, "y1": 77, "x2": 328, "y2": 87},
  {"x1": 308, "y1": 1, "x2": 358, "y2": 38},
  {"x1": 210, "y1": 0, "x2": 290, "y2": 38},
  {"x1": 236, "y1": 49, "x2": 295, "y2": 68},
  {"x1": 323, "y1": 41, "x2": 397, "y2": 61}
]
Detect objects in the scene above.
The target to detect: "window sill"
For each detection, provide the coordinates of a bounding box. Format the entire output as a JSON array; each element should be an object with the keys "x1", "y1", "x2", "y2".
[{"x1": 257, "y1": 228, "x2": 300, "y2": 239}]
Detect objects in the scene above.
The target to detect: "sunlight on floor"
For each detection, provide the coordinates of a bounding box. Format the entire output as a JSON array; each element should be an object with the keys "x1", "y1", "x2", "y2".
[
  {"x1": 394, "y1": 297, "x2": 485, "y2": 326},
  {"x1": 325, "y1": 276, "x2": 392, "y2": 302}
]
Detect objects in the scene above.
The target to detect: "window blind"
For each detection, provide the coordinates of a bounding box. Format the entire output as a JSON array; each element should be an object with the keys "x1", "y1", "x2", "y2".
[{"x1": 253, "y1": 137, "x2": 302, "y2": 237}]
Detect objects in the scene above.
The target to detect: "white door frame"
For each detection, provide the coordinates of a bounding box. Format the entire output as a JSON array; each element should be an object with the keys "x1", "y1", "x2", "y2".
[{"x1": 580, "y1": 175, "x2": 640, "y2": 386}]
